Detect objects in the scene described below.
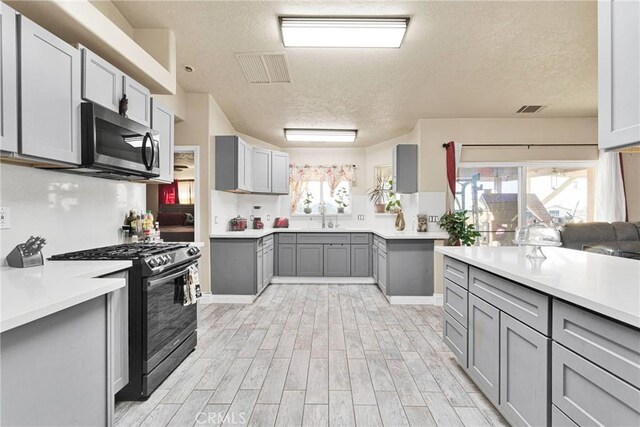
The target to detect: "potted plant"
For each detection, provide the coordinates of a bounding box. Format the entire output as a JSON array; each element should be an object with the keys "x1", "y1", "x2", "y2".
[
  {"x1": 385, "y1": 184, "x2": 405, "y2": 230},
  {"x1": 368, "y1": 172, "x2": 390, "y2": 213},
  {"x1": 439, "y1": 210, "x2": 482, "y2": 246},
  {"x1": 303, "y1": 192, "x2": 313, "y2": 214},
  {"x1": 334, "y1": 188, "x2": 349, "y2": 214}
]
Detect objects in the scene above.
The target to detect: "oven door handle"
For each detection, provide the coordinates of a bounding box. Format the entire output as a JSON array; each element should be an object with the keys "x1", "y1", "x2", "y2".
[{"x1": 147, "y1": 267, "x2": 191, "y2": 288}]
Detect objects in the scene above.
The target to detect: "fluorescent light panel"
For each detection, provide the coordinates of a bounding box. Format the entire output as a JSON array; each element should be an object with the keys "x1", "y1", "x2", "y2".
[
  {"x1": 285, "y1": 129, "x2": 357, "y2": 143},
  {"x1": 280, "y1": 17, "x2": 408, "y2": 48}
]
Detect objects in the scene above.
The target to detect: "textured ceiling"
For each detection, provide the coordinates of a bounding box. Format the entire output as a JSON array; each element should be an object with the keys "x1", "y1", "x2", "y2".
[{"x1": 113, "y1": 0, "x2": 597, "y2": 147}]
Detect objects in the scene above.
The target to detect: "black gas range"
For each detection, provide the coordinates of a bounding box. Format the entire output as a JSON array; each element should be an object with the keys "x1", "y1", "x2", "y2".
[{"x1": 50, "y1": 243, "x2": 201, "y2": 401}]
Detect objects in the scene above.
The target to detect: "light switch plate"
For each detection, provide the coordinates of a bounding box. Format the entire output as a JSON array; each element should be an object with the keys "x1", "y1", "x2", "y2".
[
  {"x1": 0, "y1": 207, "x2": 10, "y2": 229},
  {"x1": 357, "y1": 215, "x2": 365, "y2": 220},
  {"x1": 428, "y1": 215, "x2": 439, "y2": 222}
]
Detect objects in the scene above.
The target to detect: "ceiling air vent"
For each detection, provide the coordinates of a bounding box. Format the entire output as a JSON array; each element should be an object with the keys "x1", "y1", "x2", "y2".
[
  {"x1": 516, "y1": 105, "x2": 545, "y2": 113},
  {"x1": 236, "y1": 52, "x2": 291, "y2": 84}
]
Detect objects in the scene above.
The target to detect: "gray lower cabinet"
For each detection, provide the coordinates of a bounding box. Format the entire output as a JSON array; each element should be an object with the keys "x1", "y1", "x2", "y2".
[
  {"x1": 443, "y1": 311, "x2": 468, "y2": 368},
  {"x1": 351, "y1": 244, "x2": 370, "y2": 277},
  {"x1": 324, "y1": 244, "x2": 350, "y2": 276},
  {"x1": 468, "y1": 293, "x2": 500, "y2": 404},
  {"x1": 278, "y1": 244, "x2": 296, "y2": 276},
  {"x1": 551, "y1": 405, "x2": 578, "y2": 427},
  {"x1": 103, "y1": 270, "x2": 129, "y2": 394},
  {"x1": 297, "y1": 244, "x2": 323, "y2": 276},
  {"x1": 552, "y1": 342, "x2": 640, "y2": 426},
  {"x1": 443, "y1": 279, "x2": 467, "y2": 326},
  {"x1": 19, "y1": 15, "x2": 81, "y2": 164},
  {"x1": 378, "y1": 249, "x2": 388, "y2": 295},
  {"x1": 211, "y1": 238, "x2": 261, "y2": 295},
  {"x1": 1, "y1": 3, "x2": 18, "y2": 153},
  {"x1": 372, "y1": 244, "x2": 378, "y2": 283},
  {"x1": 257, "y1": 248, "x2": 264, "y2": 294},
  {"x1": 499, "y1": 312, "x2": 550, "y2": 426}
]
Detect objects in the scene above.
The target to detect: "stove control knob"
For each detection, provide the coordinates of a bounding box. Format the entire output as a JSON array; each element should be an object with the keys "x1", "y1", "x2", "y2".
[
  {"x1": 164, "y1": 255, "x2": 172, "y2": 264},
  {"x1": 188, "y1": 247, "x2": 200, "y2": 255},
  {"x1": 157, "y1": 256, "x2": 166, "y2": 266},
  {"x1": 148, "y1": 258, "x2": 158, "y2": 268}
]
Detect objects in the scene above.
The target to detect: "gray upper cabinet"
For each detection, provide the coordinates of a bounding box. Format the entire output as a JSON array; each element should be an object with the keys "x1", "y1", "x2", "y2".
[
  {"x1": 271, "y1": 150, "x2": 289, "y2": 194},
  {"x1": 123, "y1": 75, "x2": 151, "y2": 127},
  {"x1": 215, "y1": 135, "x2": 252, "y2": 192},
  {"x1": 598, "y1": 0, "x2": 640, "y2": 150},
  {"x1": 351, "y1": 244, "x2": 370, "y2": 277},
  {"x1": 150, "y1": 99, "x2": 174, "y2": 183},
  {"x1": 1, "y1": 3, "x2": 18, "y2": 153},
  {"x1": 468, "y1": 293, "x2": 500, "y2": 404},
  {"x1": 324, "y1": 244, "x2": 351, "y2": 276},
  {"x1": 499, "y1": 312, "x2": 550, "y2": 427},
  {"x1": 252, "y1": 147, "x2": 271, "y2": 193},
  {"x1": 19, "y1": 16, "x2": 81, "y2": 165},
  {"x1": 392, "y1": 144, "x2": 418, "y2": 193},
  {"x1": 81, "y1": 48, "x2": 123, "y2": 113},
  {"x1": 296, "y1": 244, "x2": 323, "y2": 277},
  {"x1": 277, "y1": 243, "x2": 296, "y2": 276}
]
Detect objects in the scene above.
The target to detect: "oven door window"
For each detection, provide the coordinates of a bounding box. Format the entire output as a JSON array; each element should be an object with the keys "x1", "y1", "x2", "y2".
[{"x1": 145, "y1": 270, "x2": 197, "y2": 370}]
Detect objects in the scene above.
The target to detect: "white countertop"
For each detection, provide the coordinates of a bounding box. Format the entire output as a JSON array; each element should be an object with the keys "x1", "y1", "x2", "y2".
[
  {"x1": 210, "y1": 228, "x2": 449, "y2": 240},
  {"x1": 0, "y1": 260, "x2": 131, "y2": 333},
  {"x1": 436, "y1": 246, "x2": 640, "y2": 328}
]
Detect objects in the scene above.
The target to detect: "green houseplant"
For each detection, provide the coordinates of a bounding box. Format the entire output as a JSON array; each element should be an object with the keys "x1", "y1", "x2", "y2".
[
  {"x1": 439, "y1": 210, "x2": 481, "y2": 246},
  {"x1": 303, "y1": 192, "x2": 313, "y2": 214},
  {"x1": 334, "y1": 188, "x2": 349, "y2": 214},
  {"x1": 368, "y1": 172, "x2": 391, "y2": 213}
]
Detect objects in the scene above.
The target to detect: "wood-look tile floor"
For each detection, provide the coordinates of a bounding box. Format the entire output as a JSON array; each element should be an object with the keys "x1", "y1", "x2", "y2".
[{"x1": 115, "y1": 284, "x2": 509, "y2": 427}]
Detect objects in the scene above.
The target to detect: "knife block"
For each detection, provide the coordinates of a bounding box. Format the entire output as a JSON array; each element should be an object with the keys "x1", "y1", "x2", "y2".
[{"x1": 6, "y1": 244, "x2": 44, "y2": 268}]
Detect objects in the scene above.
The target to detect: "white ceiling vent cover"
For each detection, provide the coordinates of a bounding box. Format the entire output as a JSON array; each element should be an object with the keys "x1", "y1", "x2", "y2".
[{"x1": 236, "y1": 52, "x2": 291, "y2": 84}]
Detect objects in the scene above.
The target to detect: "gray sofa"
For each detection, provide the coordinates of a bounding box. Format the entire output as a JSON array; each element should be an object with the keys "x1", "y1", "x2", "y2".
[{"x1": 560, "y1": 222, "x2": 640, "y2": 259}]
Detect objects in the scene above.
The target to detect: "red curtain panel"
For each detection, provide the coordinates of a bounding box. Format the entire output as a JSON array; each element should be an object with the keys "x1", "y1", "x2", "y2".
[{"x1": 158, "y1": 180, "x2": 180, "y2": 204}]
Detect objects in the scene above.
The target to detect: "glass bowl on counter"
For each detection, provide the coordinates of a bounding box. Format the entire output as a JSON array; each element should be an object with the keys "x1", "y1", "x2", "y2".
[{"x1": 514, "y1": 220, "x2": 562, "y2": 259}]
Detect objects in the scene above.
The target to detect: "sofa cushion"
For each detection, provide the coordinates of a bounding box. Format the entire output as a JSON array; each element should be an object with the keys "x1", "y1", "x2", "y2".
[
  {"x1": 157, "y1": 212, "x2": 185, "y2": 226},
  {"x1": 560, "y1": 222, "x2": 617, "y2": 250},
  {"x1": 612, "y1": 222, "x2": 640, "y2": 241}
]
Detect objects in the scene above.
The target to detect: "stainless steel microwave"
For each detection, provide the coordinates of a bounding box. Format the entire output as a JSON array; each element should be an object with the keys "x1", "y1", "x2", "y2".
[{"x1": 81, "y1": 102, "x2": 160, "y2": 178}]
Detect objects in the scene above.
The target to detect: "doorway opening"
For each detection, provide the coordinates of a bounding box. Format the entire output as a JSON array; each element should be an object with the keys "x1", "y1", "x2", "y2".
[{"x1": 146, "y1": 146, "x2": 200, "y2": 242}]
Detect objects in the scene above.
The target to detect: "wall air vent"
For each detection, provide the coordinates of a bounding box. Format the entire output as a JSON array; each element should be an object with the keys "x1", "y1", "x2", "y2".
[
  {"x1": 516, "y1": 105, "x2": 545, "y2": 113},
  {"x1": 236, "y1": 52, "x2": 291, "y2": 84}
]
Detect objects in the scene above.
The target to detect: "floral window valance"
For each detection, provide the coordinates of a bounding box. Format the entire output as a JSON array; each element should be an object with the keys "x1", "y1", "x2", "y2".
[{"x1": 289, "y1": 164, "x2": 356, "y2": 183}]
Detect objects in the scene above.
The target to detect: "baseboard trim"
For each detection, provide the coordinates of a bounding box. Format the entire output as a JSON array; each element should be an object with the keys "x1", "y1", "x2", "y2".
[
  {"x1": 270, "y1": 276, "x2": 376, "y2": 284},
  {"x1": 389, "y1": 295, "x2": 438, "y2": 305},
  {"x1": 201, "y1": 293, "x2": 254, "y2": 304},
  {"x1": 433, "y1": 293, "x2": 443, "y2": 306}
]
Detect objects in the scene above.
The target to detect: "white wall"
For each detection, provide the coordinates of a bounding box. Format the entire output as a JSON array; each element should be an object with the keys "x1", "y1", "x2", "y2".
[{"x1": 0, "y1": 164, "x2": 146, "y2": 264}]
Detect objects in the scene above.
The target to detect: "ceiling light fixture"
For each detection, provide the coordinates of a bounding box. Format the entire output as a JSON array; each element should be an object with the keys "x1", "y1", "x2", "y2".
[
  {"x1": 284, "y1": 129, "x2": 358, "y2": 143},
  {"x1": 279, "y1": 17, "x2": 409, "y2": 48}
]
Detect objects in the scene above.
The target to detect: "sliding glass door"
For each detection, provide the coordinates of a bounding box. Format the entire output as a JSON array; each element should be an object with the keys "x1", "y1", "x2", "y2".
[{"x1": 457, "y1": 162, "x2": 596, "y2": 246}]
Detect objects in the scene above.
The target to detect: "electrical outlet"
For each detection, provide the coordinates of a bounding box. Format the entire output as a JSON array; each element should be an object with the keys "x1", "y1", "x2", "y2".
[
  {"x1": 0, "y1": 207, "x2": 10, "y2": 229},
  {"x1": 358, "y1": 215, "x2": 365, "y2": 220},
  {"x1": 267, "y1": 214, "x2": 271, "y2": 221},
  {"x1": 428, "y1": 215, "x2": 439, "y2": 222},
  {"x1": 214, "y1": 216, "x2": 218, "y2": 224}
]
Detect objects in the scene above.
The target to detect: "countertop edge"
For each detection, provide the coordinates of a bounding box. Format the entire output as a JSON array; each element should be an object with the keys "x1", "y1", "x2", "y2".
[
  {"x1": 0, "y1": 261, "x2": 132, "y2": 333},
  {"x1": 0, "y1": 277, "x2": 125, "y2": 333},
  {"x1": 210, "y1": 229, "x2": 449, "y2": 240},
  {"x1": 436, "y1": 247, "x2": 640, "y2": 329}
]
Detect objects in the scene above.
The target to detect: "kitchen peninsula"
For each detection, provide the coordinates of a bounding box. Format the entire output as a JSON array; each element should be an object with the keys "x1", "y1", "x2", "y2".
[
  {"x1": 435, "y1": 245, "x2": 640, "y2": 427},
  {"x1": 0, "y1": 260, "x2": 131, "y2": 426},
  {"x1": 210, "y1": 228, "x2": 448, "y2": 303}
]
